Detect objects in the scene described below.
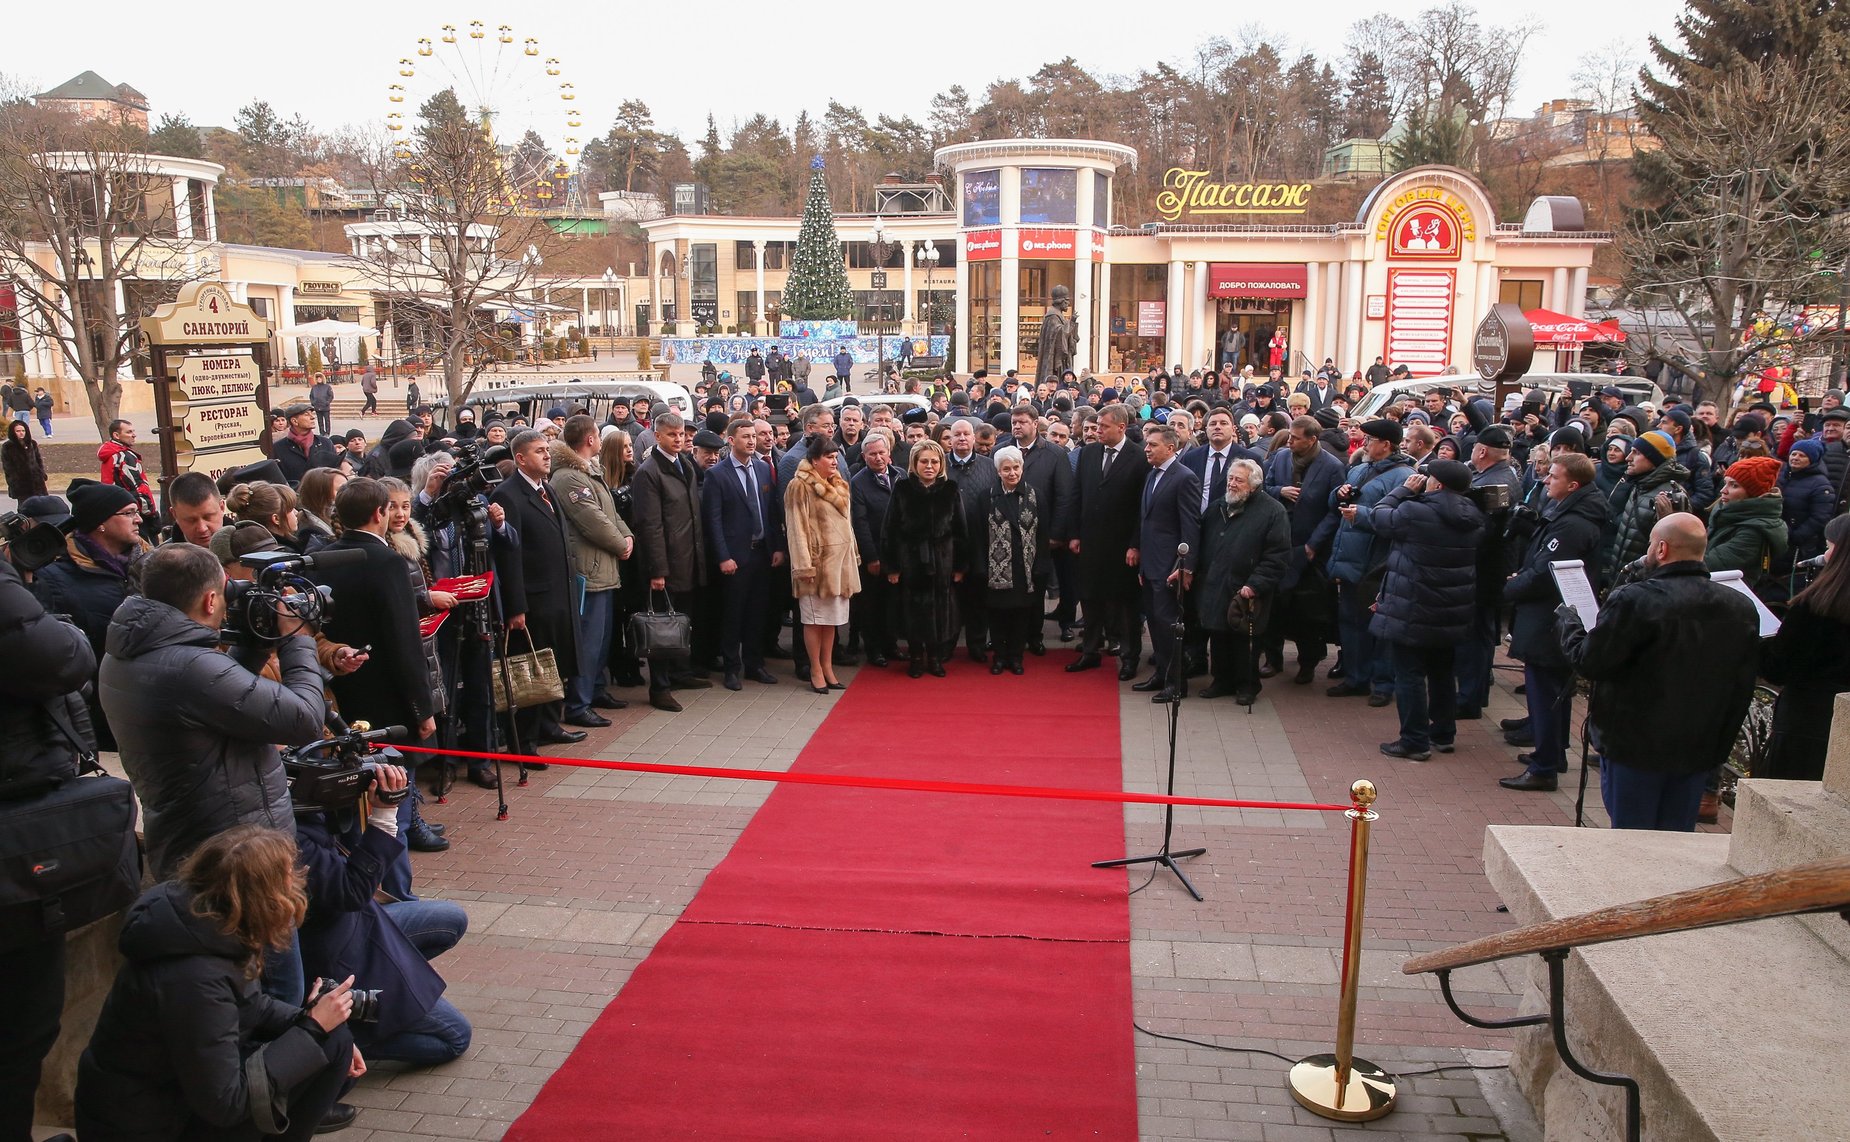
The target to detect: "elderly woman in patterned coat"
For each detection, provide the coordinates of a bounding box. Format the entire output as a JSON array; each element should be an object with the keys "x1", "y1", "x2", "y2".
[{"x1": 972, "y1": 446, "x2": 1048, "y2": 675}]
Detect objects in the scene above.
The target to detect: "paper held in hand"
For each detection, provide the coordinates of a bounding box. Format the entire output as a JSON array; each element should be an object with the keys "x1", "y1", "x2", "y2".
[
  {"x1": 1709, "y1": 570, "x2": 1782, "y2": 637},
  {"x1": 1549, "y1": 560, "x2": 1599, "y2": 628}
]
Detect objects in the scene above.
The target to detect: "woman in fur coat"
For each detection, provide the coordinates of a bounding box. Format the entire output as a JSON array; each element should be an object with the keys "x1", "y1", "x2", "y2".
[
  {"x1": 785, "y1": 435, "x2": 861, "y2": 693},
  {"x1": 880, "y1": 439, "x2": 967, "y2": 677}
]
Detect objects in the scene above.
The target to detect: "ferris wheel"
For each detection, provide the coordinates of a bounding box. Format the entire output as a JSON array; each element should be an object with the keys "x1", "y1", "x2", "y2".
[{"x1": 386, "y1": 21, "x2": 584, "y2": 211}]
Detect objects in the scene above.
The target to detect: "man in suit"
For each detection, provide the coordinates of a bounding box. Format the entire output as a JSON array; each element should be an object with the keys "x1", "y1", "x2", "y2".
[
  {"x1": 489, "y1": 430, "x2": 584, "y2": 749},
  {"x1": 1263, "y1": 416, "x2": 1347, "y2": 679},
  {"x1": 311, "y1": 477, "x2": 443, "y2": 868},
  {"x1": 944, "y1": 417, "x2": 997, "y2": 661},
  {"x1": 1006, "y1": 404, "x2": 1076, "y2": 652},
  {"x1": 1134, "y1": 423, "x2": 1201, "y2": 701},
  {"x1": 703, "y1": 419, "x2": 784, "y2": 691},
  {"x1": 1067, "y1": 403, "x2": 1150, "y2": 680},
  {"x1": 849, "y1": 433, "x2": 899, "y2": 667},
  {"x1": 1296, "y1": 369, "x2": 1339, "y2": 412},
  {"x1": 630, "y1": 411, "x2": 708, "y2": 712}
]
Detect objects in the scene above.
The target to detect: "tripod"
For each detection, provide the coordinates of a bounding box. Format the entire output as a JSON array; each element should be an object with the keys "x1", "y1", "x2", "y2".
[{"x1": 1094, "y1": 549, "x2": 1208, "y2": 900}]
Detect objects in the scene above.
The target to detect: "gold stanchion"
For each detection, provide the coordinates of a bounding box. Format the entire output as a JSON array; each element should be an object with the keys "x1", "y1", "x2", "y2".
[{"x1": 1288, "y1": 779, "x2": 1397, "y2": 1121}]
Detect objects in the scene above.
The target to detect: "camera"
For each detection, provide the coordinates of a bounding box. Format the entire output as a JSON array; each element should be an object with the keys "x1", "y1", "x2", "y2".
[
  {"x1": 283, "y1": 713, "x2": 410, "y2": 815},
  {"x1": 1467, "y1": 483, "x2": 1512, "y2": 514},
  {"x1": 314, "y1": 977, "x2": 383, "y2": 1023},
  {"x1": 425, "y1": 439, "x2": 507, "y2": 527},
  {"x1": 0, "y1": 511, "x2": 71, "y2": 574}
]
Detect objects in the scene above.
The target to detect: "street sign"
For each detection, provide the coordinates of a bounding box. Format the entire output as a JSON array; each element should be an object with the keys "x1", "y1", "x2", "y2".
[
  {"x1": 174, "y1": 443, "x2": 271, "y2": 483},
  {"x1": 172, "y1": 353, "x2": 261, "y2": 403},
  {"x1": 177, "y1": 401, "x2": 266, "y2": 451},
  {"x1": 1473, "y1": 303, "x2": 1535, "y2": 384}
]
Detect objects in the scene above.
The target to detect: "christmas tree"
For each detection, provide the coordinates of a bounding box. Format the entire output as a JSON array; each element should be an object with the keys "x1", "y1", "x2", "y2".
[{"x1": 781, "y1": 156, "x2": 855, "y2": 321}]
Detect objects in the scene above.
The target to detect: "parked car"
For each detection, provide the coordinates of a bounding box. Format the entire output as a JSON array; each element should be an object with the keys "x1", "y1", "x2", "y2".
[{"x1": 1351, "y1": 372, "x2": 1663, "y2": 421}]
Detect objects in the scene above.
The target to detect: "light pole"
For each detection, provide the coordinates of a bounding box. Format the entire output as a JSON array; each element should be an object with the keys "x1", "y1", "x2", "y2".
[
  {"x1": 917, "y1": 239, "x2": 941, "y2": 336},
  {"x1": 869, "y1": 216, "x2": 895, "y2": 384},
  {"x1": 601, "y1": 267, "x2": 616, "y2": 343},
  {"x1": 382, "y1": 237, "x2": 399, "y2": 376}
]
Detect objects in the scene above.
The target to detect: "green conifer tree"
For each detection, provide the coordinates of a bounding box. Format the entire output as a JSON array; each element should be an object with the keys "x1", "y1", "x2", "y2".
[{"x1": 781, "y1": 157, "x2": 855, "y2": 321}]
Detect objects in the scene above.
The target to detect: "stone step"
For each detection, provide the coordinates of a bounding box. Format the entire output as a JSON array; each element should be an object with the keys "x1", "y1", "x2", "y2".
[
  {"x1": 1727, "y1": 777, "x2": 1850, "y2": 962},
  {"x1": 1484, "y1": 824, "x2": 1847, "y2": 1142}
]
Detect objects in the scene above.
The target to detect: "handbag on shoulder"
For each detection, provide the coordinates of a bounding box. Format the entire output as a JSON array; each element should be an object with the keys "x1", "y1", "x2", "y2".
[
  {"x1": 491, "y1": 626, "x2": 566, "y2": 712},
  {"x1": 629, "y1": 588, "x2": 693, "y2": 659}
]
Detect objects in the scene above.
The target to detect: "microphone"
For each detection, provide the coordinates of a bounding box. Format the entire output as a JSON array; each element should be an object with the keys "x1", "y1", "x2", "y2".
[
  {"x1": 1173, "y1": 541, "x2": 1190, "y2": 574},
  {"x1": 1797, "y1": 553, "x2": 1829, "y2": 574},
  {"x1": 300, "y1": 547, "x2": 368, "y2": 571}
]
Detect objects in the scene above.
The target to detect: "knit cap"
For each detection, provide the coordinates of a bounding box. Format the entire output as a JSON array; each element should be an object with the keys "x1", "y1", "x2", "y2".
[
  {"x1": 1631, "y1": 430, "x2": 1677, "y2": 467},
  {"x1": 1727, "y1": 455, "x2": 1781, "y2": 498}
]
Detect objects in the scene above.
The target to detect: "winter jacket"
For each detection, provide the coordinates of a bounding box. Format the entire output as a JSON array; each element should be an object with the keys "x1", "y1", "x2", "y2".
[
  {"x1": 1703, "y1": 494, "x2": 1788, "y2": 587},
  {"x1": 881, "y1": 475, "x2": 966, "y2": 584},
  {"x1": 1469, "y1": 458, "x2": 1525, "y2": 605},
  {"x1": 1759, "y1": 595, "x2": 1850, "y2": 780},
  {"x1": 548, "y1": 440, "x2": 631, "y2": 592},
  {"x1": 1779, "y1": 464, "x2": 1834, "y2": 561},
  {"x1": 33, "y1": 535, "x2": 149, "y2": 664},
  {"x1": 630, "y1": 448, "x2": 707, "y2": 592},
  {"x1": 1604, "y1": 461, "x2": 1690, "y2": 579},
  {"x1": 1324, "y1": 452, "x2": 1415, "y2": 586},
  {"x1": 308, "y1": 381, "x2": 334, "y2": 411},
  {"x1": 1193, "y1": 489, "x2": 1291, "y2": 634},
  {"x1": 1675, "y1": 438, "x2": 1717, "y2": 511},
  {"x1": 1505, "y1": 484, "x2": 1609, "y2": 670},
  {"x1": 98, "y1": 596, "x2": 325, "y2": 878},
  {"x1": 75, "y1": 881, "x2": 342, "y2": 1142},
  {"x1": 98, "y1": 439, "x2": 154, "y2": 512},
  {"x1": 1560, "y1": 560, "x2": 1761, "y2": 776},
  {"x1": 386, "y1": 521, "x2": 446, "y2": 717},
  {"x1": 0, "y1": 554, "x2": 95, "y2": 798},
  {"x1": 2, "y1": 434, "x2": 47, "y2": 500},
  {"x1": 785, "y1": 461, "x2": 862, "y2": 599},
  {"x1": 270, "y1": 432, "x2": 341, "y2": 487},
  {"x1": 1365, "y1": 483, "x2": 1486, "y2": 647},
  {"x1": 1263, "y1": 445, "x2": 1346, "y2": 589}
]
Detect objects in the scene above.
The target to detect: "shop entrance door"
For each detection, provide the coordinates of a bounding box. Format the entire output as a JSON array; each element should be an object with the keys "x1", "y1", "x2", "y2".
[{"x1": 1215, "y1": 302, "x2": 1289, "y2": 374}]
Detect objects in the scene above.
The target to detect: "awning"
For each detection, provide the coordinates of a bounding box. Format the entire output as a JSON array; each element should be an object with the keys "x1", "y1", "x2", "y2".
[
  {"x1": 279, "y1": 318, "x2": 379, "y2": 338},
  {"x1": 1208, "y1": 263, "x2": 1307, "y2": 299},
  {"x1": 1523, "y1": 308, "x2": 1626, "y2": 345}
]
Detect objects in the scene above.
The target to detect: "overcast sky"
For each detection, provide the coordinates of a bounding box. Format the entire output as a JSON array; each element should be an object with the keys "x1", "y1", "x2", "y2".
[{"x1": 7, "y1": 0, "x2": 1687, "y2": 153}]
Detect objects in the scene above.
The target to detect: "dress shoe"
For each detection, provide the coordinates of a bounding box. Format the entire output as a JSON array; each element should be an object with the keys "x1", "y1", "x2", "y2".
[
  {"x1": 1379, "y1": 740, "x2": 1431, "y2": 761},
  {"x1": 867, "y1": 653, "x2": 888, "y2": 667},
  {"x1": 746, "y1": 667, "x2": 778, "y2": 684},
  {"x1": 1433, "y1": 740, "x2": 1455, "y2": 754},
  {"x1": 671, "y1": 675, "x2": 712, "y2": 690},
  {"x1": 536, "y1": 730, "x2": 587, "y2": 746},
  {"x1": 1500, "y1": 771, "x2": 1559, "y2": 792},
  {"x1": 1500, "y1": 716, "x2": 1531, "y2": 732},
  {"x1": 1059, "y1": 625, "x2": 1077, "y2": 642},
  {"x1": 316, "y1": 1102, "x2": 359, "y2": 1134},
  {"x1": 1118, "y1": 660, "x2": 1138, "y2": 682},
  {"x1": 1151, "y1": 688, "x2": 1180, "y2": 703},
  {"x1": 1293, "y1": 662, "x2": 1317, "y2": 685},
  {"x1": 1504, "y1": 728, "x2": 1536, "y2": 748},
  {"x1": 468, "y1": 768, "x2": 500, "y2": 789},
  {"x1": 684, "y1": 668, "x2": 712, "y2": 680},
  {"x1": 991, "y1": 658, "x2": 1007, "y2": 675},
  {"x1": 1234, "y1": 686, "x2": 1261, "y2": 706},
  {"x1": 1183, "y1": 655, "x2": 1205, "y2": 678},
  {"x1": 1327, "y1": 663, "x2": 1346, "y2": 680},
  {"x1": 1009, "y1": 661, "x2": 1024, "y2": 675},
  {"x1": 926, "y1": 659, "x2": 946, "y2": 677},
  {"x1": 1199, "y1": 682, "x2": 1238, "y2": 699},
  {"x1": 650, "y1": 690, "x2": 683, "y2": 712},
  {"x1": 1513, "y1": 682, "x2": 1527, "y2": 696},
  {"x1": 1366, "y1": 692, "x2": 1393, "y2": 708},
  {"x1": 591, "y1": 693, "x2": 629, "y2": 710},
  {"x1": 1066, "y1": 653, "x2": 1102, "y2": 673},
  {"x1": 406, "y1": 823, "x2": 449, "y2": 852},
  {"x1": 832, "y1": 649, "x2": 858, "y2": 666},
  {"x1": 1131, "y1": 674, "x2": 1166, "y2": 692},
  {"x1": 723, "y1": 672, "x2": 743, "y2": 691},
  {"x1": 615, "y1": 673, "x2": 648, "y2": 688},
  {"x1": 1327, "y1": 683, "x2": 1369, "y2": 698},
  {"x1": 1698, "y1": 791, "x2": 1721, "y2": 824},
  {"x1": 563, "y1": 711, "x2": 611, "y2": 728},
  {"x1": 523, "y1": 762, "x2": 550, "y2": 770},
  {"x1": 810, "y1": 684, "x2": 832, "y2": 695},
  {"x1": 967, "y1": 648, "x2": 987, "y2": 663},
  {"x1": 1030, "y1": 642, "x2": 1047, "y2": 656},
  {"x1": 908, "y1": 660, "x2": 925, "y2": 679}
]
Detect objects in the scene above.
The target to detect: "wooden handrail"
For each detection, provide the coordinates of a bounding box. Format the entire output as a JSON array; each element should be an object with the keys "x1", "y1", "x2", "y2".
[{"x1": 1403, "y1": 855, "x2": 1850, "y2": 975}]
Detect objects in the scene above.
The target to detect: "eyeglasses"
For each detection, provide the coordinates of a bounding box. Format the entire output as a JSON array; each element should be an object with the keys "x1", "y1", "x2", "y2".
[{"x1": 113, "y1": 506, "x2": 143, "y2": 519}]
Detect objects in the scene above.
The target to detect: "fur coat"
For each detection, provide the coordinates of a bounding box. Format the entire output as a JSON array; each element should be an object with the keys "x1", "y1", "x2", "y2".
[{"x1": 785, "y1": 461, "x2": 861, "y2": 599}]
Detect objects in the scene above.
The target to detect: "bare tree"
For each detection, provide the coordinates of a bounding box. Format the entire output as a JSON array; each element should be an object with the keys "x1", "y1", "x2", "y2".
[
  {"x1": 0, "y1": 88, "x2": 207, "y2": 435},
  {"x1": 348, "y1": 100, "x2": 561, "y2": 408},
  {"x1": 1621, "y1": 59, "x2": 1850, "y2": 405}
]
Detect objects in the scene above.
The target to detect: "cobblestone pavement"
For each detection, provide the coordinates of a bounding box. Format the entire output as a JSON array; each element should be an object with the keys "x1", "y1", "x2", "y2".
[{"x1": 330, "y1": 640, "x2": 1708, "y2": 1141}]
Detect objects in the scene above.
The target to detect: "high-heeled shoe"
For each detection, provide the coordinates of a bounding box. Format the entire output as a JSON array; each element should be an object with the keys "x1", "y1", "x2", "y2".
[
  {"x1": 809, "y1": 680, "x2": 831, "y2": 695},
  {"x1": 826, "y1": 680, "x2": 847, "y2": 690}
]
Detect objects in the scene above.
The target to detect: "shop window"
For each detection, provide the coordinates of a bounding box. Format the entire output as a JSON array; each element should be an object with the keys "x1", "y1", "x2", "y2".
[
  {"x1": 845, "y1": 242, "x2": 905, "y2": 269},
  {"x1": 1020, "y1": 168, "x2": 1077, "y2": 225},
  {"x1": 1500, "y1": 279, "x2": 1543, "y2": 312},
  {"x1": 735, "y1": 241, "x2": 756, "y2": 270},
  {"x1": 963, "y1": 169, "x2": 1000, "y2": 227},
  {"x1": 1093, "y1": 172, "x2": 1110, "y2": 229}
]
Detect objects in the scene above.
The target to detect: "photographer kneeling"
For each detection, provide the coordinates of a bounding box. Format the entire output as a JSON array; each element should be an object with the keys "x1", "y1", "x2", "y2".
[
  {"x1": 295, "y1": 759, "x2": 472, "y2": 1066},
  {"x1": 76, "y1": 825, "x2": 362, "y2": 1141}
]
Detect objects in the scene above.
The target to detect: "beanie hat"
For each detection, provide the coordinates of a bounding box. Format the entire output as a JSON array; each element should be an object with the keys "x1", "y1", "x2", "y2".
[
  {"x1": 1728, "y1": 455, "x2": 1781, "y2": 498},
  {"x1": 1660, "y1": 407, "x2": 1693, "y2": 431},
  {"x1": 1789, "y1": 436, "x2": 1824, "y2": 466},
  {"x1": 1733, "y1": 413, "x2": 1768, "y2": 437},
  {"x1": 1476, "y1": 424, "x2": 1513, "y2": 450},
  {"x1": 69, "y1": 483, "x2": 137, "y2": 533},
  {"x1": 1100, "y1": 387, "x2": 1118, "y2": 403},
  {"x1": 1631, "y1": 430, "x2": 1678, "y2": 467},
  {"x1": 209, "y1": 519, "x2": 282, "y2": 566},
  {"x1": 1549, "y1": 424, "x2": 1590, "y2": 453},
  {"x1": 1427, "y1": 459, "x2": 1472, "y2": 493},
  {"x1": 1313, "y1": 407, "x2": 1342, "y2": 429},
  {"x1": 1361, "y1": 418, "x2": 1403, "y2": 446}
]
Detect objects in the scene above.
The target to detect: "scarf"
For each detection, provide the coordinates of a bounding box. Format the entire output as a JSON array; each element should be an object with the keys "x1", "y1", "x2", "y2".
[
  {"x1": 76, "y1": 532, "x2": 135, "y2": 581},
  {"x1": 986, "y1": 483, "x2": 1038, "y2": 591},
  {"x1": 289, "y1": 424, "x2": 316, "y2": 450}
]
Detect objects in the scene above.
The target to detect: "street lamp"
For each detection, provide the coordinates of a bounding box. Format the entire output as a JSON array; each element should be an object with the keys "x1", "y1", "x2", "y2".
[
  {"x1": 917, "y1": 240, "x2": 941, "y2": 335},
  {"x1": 600, "y1": 267, "x2": 616, "y2": 340},
  {"x1": 869, "y1": 217, "x2": 896, "y2": 383}
]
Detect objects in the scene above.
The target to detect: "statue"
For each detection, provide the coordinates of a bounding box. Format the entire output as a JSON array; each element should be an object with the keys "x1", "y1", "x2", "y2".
[{"x1": 1036, "y1": 285, "x2": 1077, "y2": 382}]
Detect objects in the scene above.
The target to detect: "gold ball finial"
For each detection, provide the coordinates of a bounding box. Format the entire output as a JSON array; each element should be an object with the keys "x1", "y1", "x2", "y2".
[
  {"x1": 1351, "y1": 779, "x2": 1377, "y2": 807},
  {"x1": 350, "y1": 720, "x2": 372, "y2": 733}
]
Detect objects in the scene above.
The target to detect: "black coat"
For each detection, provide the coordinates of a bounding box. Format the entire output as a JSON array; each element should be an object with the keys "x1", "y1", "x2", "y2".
[
  {"x1": 310, "y1": 532, "x2": 434, "y2": 732},
  {"x1": 881, "y1": 475, "x2": 965, "y2": 583},
  {"x1": 270, "y1": 432, "x2": 341, "y2": 487},
  {"x1": 1366, "y1": 484, "x2": 1486, "y2": 647},
  {"x1": 1759, "y1": 596, "x2": 1850, "y2": 780},
  {"x1": 2, "y1": 435, "x2": 47, "y2": 499},
  {"x1": 849, "y1": 464, "x2": 897, "y2": 569},
  {"x1": 629, "y1": 449, "x2": 707, "y2": 592},
  {"x1": 1560, "y1": 561, "x2": 1761, "y2": 775},
  {"x1": 1194, "y1": 491, "x2": 1292, "y2": 634},
  {"x1": 489, "y1": 474, "x2": 578, "y2": 668},
  {"x1": 1016, "y1": 439, "x2": 1076, "y2": 543},
  {"x1": 944, "y1": 452, "x2": 998, "y2": 569},
  {"x1": 1263, "y1": 445, "x2": 1346, "y2": 589},
  {"x1": 1071, "y1": 439, "x2": 1150, "y2": 598},
  {"x1": 1505, "y1": 484, "x2": 1609, "y2": 670},
  {"x1": 76, "y1": 881, "x2": 339, "y2": 1142},
  {"x1": 0, "y1": 553, "x2": 95, "y2": 796}
]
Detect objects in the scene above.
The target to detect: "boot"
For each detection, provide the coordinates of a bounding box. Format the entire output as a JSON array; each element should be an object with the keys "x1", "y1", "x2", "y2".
[
  {"x1": 926, "y1": 652, "x2": 946, "y2": 677},
  {"x1": 908, "y1": 650, "x2": 925, "y2": 679}
]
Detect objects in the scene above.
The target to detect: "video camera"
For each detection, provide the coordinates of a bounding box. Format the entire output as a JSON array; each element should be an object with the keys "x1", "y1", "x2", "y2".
[
  {"x1": 0, "y1": 511, "x2": 71, "y2": 574},
  {"x1": 426, "y1": 439, "x2": 508, "y2": 527},
  {"x1": 282, "y1": 711, "x2": 410, "y2": 816},
  {"x1": 222, "y1": 549, "x2": 360, "y2": 645}
]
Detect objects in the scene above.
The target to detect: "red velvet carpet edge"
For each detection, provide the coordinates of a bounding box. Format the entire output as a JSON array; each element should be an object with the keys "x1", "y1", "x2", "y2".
[{"x1": 505, "y1": 662, "x2": 1139, "y2": 1140}]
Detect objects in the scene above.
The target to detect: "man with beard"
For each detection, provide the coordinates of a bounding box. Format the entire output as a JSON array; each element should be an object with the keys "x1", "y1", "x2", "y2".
[{"x1": 1194, "y1": 458, "x2": 1291, "y2": 705}]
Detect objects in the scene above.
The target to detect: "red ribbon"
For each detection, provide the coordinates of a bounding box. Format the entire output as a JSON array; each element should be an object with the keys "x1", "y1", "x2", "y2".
[{"x1": 397, "y1": 744, "x2": 1354, "y2": 813}]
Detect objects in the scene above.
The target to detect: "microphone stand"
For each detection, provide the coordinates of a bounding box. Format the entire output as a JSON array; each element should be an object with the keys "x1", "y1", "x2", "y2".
[{"x1": 1094, "y1": 542, "x2": 1209, "y2": 900}]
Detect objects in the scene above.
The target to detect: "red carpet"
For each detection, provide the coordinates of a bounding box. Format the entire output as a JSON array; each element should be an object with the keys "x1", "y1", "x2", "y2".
[{"x1": 507, "y1": 663, "x2": 1139, "y2": 1140}]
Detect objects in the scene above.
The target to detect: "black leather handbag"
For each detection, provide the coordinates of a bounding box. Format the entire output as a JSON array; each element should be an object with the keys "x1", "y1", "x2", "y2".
[{"x1": 629, "y1": 589, "x2": 692, "y2": 658}]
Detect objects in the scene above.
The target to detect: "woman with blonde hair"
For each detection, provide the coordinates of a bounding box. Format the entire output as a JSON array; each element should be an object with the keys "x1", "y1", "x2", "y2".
[
  {"x1": 785, "y1": 435, "x2": 861, "y2": 693},
  {"x1": 226, "y1": 481, "x2": 302, "y2": 552},
  {"x1": 881, "y1": 438, "x2": 966, "y2": 677},
  {"x1": 77, "y1": 825, "x2": 361, "y2": 1140}
]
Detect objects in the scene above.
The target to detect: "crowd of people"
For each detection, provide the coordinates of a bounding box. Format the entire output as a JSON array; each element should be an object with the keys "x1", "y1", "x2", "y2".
[{"x1": 6, "y1": 349, "x2": 1850, "y2": 1139}]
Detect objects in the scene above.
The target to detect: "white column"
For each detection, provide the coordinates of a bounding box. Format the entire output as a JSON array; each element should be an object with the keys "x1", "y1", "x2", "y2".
[
  {"x1": 1552, "y1": 267, "x2": 1570, "y2": 312},
  {"x1": 1189, "y1": 261, "x2": 1210, "y2": 369},
  {"x1": 1569, "y1": 267, "x2": 1589, "y2": 317},
  {"x1": 1322, "y1": 262, "x2": 1341, "y2": 369},
  {"x1": 1164, "y1": 259, "x2": 1185, "y2": 368},
  {"x1": 1075, "y1": 257, "x2": 1092, "y2": 375},
  {"x1": 753, "y1": 240, "x2": 767, "y2": 335},
  {"x1": 901, "y1": 241, "x2": 914, "y2": 328},
  {"x1": 1301, "y1": 261, "x2": 1321, "y2": 369},
  {"x1": 278, "y1": 290, "x2": 298, "y2": 366},
  {"x1": 953, "y1": 256, "x2": 970, "y2": 374},
  {"x1": 1093, "y1": 257, "x2": 1112, "y2": 374},
  {"x1": 172, "y1": 177, "x2": 192, "y2": 240},
  {"x1": 580, "y1": 286, "x2": 589, "y2": 332},
  {"x1": 1477, "y1": 263, "x2": 1498, "y2": 322},
  {"x1": 1341, "y1": 261, "x2": 1364, "y2": 373},
  {"x1": 648, "y1": 244, "x2": 663, "y2": 326}
]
